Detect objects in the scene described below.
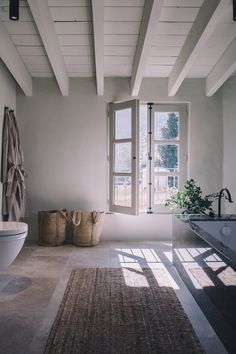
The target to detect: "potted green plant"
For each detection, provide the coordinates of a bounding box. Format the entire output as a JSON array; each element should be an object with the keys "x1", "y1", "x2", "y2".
[{"x1": 165, "y1": 179, "x2": 217, "y2": 215}]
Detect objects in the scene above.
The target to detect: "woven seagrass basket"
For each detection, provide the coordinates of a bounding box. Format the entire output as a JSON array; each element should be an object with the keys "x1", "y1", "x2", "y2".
[
  {"x1": 72, "y1": 210, "x2": 105, "y2": 246},
  {"x1": 38, "y1": 210, "x2": 70, "y2": 246}
]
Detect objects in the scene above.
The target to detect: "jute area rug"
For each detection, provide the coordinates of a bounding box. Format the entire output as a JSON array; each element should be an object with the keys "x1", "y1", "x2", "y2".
[{"x1": 45, "y1": 268, "x2": 204, "y2": 354}]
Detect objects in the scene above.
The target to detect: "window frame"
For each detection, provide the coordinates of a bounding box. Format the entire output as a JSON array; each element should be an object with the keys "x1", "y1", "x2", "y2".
[
  {"x1": 108, "y1": 99, "x2": 139, "y2": 215},
  {"x1": 150, "y1": 104, "x2": 188, "y2": 213},
  {"x1": 108, "y1": 101, "x2": 188, "y2": 215}
]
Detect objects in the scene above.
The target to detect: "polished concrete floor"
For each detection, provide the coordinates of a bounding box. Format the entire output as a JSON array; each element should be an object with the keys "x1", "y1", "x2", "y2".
[{"x1": 0, "y1": 241, "x2": 228, "y2": 354}]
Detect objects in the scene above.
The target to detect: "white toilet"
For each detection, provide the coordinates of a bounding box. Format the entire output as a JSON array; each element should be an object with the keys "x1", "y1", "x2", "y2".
[{"x1": 0, "y1": 221, "x2": 28, "y2": 270}]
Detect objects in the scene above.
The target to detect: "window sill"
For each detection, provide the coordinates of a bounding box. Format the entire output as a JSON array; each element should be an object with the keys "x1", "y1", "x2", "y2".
[{"x1": 105, "y1": 211, "x2": 173, "y2": 216}]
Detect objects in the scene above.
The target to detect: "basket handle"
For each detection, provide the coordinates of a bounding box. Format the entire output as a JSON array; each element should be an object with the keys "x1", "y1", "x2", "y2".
[
  {"x1": 71, "y1": 210, "x2": 82, "y2": 227},
  {"x1": 59, "y1": 209, "x2": 71, "y2": 223}
]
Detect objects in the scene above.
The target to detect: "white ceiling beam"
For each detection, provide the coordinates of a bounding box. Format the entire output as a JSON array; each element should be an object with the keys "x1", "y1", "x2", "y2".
[
  {"x1": 0, "y1": 20, "x2": 32, "y2": 96},
  {"x1": 27, "y1": 0, "x2": 69, "y2": 96},
  {"x1": 206, "y1": 37, "x2": 236, "y2": 96},
  {"x1": 91, "y1": 0, "x2": 104, "y2": 96},
  {"x1": 131, "y1": 0, "x2": 164, "y2": 97},
  {"x1": 168, "y1": 0, "x2": 226, "y2": 96}
]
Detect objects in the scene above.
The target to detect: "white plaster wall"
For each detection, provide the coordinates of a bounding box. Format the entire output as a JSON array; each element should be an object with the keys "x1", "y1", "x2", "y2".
[
  {"x1": 0, "y1": 60, "x2": 16, "y2": 220},
  {"x1": 16, "y1": 77, "x2": 223, "y2": 241},
  {"x1": 222, "y1": 76, "x2": 236, "y2": 214}
]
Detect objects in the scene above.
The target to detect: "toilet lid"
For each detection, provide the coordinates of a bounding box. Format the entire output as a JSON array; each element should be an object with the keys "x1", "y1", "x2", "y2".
[{"x1": 0, "y1": 222, "x2": 28, "y2": 236}]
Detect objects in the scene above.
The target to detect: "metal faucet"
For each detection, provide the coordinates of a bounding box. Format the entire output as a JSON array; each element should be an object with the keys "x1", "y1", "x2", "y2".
[{"x1": 218, "y1": 188, "x2": 233, "y2": 217}]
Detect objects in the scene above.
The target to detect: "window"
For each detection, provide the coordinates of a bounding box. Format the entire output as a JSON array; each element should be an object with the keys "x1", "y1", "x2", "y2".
[
  {"x1": 150, "y1": 104, "x2": 188, "y2": 213},
  {"x1": 108, "y1": 100, "x2": 139, "y2": 215},
  {"x1": 108, "y1": 101, "x2": 188, "y2": 215}
]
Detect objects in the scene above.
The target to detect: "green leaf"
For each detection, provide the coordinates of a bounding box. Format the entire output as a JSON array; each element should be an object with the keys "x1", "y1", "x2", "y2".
[{"x1": 165, "y1": 179, "x2": 217, "y2": 214}]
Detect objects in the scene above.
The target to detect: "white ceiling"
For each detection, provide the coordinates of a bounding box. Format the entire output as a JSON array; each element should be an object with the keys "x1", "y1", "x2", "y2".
[{"x1": 0, "y1": 0, "x2": 236, "y2": 96}]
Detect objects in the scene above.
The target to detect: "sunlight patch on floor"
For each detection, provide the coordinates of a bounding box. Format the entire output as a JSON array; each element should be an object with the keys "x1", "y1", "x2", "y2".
[
  {"x1": 174, "y1": 246, "x2": 236, "y2": 289},
  {"x1": 116, "y1": 248, "x2": 179, "y2": 289},
  {"x1": 217, "y1": 267, "x2": 236, "y2": 286},
  {"x1": 121, "y1": 267, "x2": 150, "y2": 287}
]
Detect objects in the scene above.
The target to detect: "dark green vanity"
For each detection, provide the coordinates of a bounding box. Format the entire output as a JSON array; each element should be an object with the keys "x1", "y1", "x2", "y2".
[{"x1": 173, "y1": 215, "x2": 236, "y2": 354}]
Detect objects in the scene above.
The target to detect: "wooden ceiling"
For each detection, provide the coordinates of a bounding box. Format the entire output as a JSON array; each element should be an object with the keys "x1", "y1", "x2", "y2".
[{"x1": 0, "y1": 0, "x2": 235, "y2": 97}]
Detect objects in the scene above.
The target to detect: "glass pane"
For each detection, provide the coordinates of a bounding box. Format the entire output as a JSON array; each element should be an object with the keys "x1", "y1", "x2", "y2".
[
  {"x1": 154, "y1": 144, "x2": 179, "y2": 173},
  {"x1": 114, "y1": 143, "x2": 132, "y2": 173},
  {"x1": 115, "y1": 108, "x2": 132, "y2": 140},
  {"x1": 154, "y1": 176, "x2": 179, "y2": 205},
  {"x1": 154, "y1": 112, "x2": 179, "y2": 140},
  {"x1": 114, "y1": 176, "x2": 131, "y2": 207},
  {"x1": 139, "y1": 105, "x2": 148, "y2": 212}
]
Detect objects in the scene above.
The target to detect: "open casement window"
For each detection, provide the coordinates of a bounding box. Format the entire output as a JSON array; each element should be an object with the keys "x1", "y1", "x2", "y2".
[
  {"x1": 150, "y1": 104, "x2": 188, "y2": 213},
  {"x1": 109, "y1": 100, "x2": 139, "y2": 215}
]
